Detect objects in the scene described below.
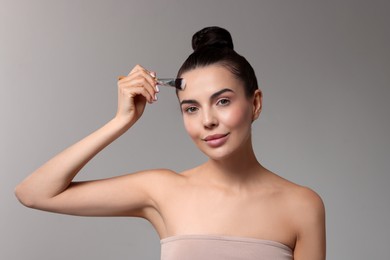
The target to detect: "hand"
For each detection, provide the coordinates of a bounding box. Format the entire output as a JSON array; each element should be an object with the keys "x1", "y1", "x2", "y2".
[{"x1": 115, "y1": 65, "x2": 159, "y2": 125}]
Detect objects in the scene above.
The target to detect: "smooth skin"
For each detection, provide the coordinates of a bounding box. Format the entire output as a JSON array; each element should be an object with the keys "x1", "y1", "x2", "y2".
[{"x1": 15, "y1": 64, "x2": 326, "y2": 259}]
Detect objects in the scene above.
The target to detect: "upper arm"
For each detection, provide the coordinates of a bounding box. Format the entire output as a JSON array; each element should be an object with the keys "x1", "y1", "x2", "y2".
[
  {"x1": 292, "y1": 187, "x2": 326, "y2": 260},
  {"x1": 33, "y1": 169, "x2": 176, "y2": 218}
]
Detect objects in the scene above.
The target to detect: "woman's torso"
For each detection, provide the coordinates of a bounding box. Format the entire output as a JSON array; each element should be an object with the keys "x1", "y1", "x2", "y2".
[{"x1": 146, "y1": 165, "x2": 300, "y2": 251}]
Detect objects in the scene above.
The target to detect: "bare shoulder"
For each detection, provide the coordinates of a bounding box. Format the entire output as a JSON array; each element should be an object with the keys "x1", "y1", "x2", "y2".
[
  {"x1": 136, "y1": 168, "x2": 180, "y2": 178},
  {"x1": 130, "y1": 168, "x2": 184, "y2": 187},
  {"x1": 287, "y1": 184, "x2": 324, "y2": 211},
  {"x1": 273, "y1": 179, "x2": 326, "y2": 258},
  {"x1": 134, "y1": 167, "x2": 191, "y2": 193},
  {"x1": 265, "y1": 172, "x2": 325, "y2": 226},
  {"x1": 280, "y1": 181, "x2": 325, "y2": 240},
  {"x1": 266, "y1": 172, "x2": 324, "y2": 212},
  {"x1": 269, "y1": 174, "x2": 326, "y2": 255},
  {"x1": 278, "y1": 178, "x2": 325, "y2": 218}
]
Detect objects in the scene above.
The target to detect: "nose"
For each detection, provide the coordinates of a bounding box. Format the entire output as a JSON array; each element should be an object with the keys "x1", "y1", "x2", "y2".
[{"x1": 202, "y1": 108, "x2": 218, "y2": 129}]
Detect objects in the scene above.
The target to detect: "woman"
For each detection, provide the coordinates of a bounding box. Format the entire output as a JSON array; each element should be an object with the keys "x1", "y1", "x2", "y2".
[{"x1": 15, "y1": 26, "x2": 326, "y2": 259}]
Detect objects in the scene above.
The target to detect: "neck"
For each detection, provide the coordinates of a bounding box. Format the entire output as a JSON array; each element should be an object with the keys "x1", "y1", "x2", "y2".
[{"x1": 203, "y1": 137, "x2": 264, "y2": 188}]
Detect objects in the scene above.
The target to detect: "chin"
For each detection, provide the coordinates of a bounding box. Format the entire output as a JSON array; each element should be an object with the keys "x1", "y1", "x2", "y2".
[{"x1": 198, "y1": 145, "x2": 238, "y2": 161}]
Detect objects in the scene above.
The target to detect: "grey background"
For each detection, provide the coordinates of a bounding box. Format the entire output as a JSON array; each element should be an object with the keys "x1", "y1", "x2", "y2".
[{"x1": 1, "y1": 0, "x2": 389, "y2": 259}]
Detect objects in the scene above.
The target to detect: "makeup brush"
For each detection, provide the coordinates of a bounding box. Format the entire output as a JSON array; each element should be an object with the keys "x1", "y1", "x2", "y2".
[{"x1": 118, "y1": 76, "x2": 186, "y2": 90}]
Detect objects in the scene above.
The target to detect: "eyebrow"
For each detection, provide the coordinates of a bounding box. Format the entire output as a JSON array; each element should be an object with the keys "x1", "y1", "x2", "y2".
[{"x1": 180, "y1": 88, "x2": 234, "y2": 106}]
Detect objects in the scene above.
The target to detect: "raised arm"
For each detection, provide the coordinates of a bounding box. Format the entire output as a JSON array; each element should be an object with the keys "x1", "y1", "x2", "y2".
[{"x1": 15, "y1": 65, "x2": 161, "y2": 217}]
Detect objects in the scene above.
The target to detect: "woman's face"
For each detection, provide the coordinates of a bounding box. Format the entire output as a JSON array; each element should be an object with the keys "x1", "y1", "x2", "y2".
[{"x1": 178, "y1": 65, "x2": 261, "y2": 160}]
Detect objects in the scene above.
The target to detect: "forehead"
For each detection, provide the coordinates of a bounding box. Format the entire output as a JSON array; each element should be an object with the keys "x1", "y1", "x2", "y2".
[{"x1": 178, "y1": 65, "x2": 244, "y2": 100}]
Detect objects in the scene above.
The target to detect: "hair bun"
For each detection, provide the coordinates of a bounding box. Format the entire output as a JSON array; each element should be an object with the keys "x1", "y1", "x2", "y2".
[{"x1": 192, "y1": 26, "x2": 234, "y2": 51}]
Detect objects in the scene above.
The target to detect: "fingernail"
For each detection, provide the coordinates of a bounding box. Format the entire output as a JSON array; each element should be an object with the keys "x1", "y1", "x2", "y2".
[
  {"x1": 154, "y1": 94, "x2": 158, "y2": 101},
  {"x1": 156, "y1": 85, "x2": 160, "y2": 92},
  {"x1": 150, "y1": 71, "x2": 156, "y2": 78}
]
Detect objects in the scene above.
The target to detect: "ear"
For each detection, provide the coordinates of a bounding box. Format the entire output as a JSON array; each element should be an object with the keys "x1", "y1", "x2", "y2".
[{"x1": 252, "y1": 89, "x2": 262, "y2": 121}]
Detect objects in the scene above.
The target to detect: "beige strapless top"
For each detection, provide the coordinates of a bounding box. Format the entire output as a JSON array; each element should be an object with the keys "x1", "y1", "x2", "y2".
[{"x1": 160, "y1": 235, "x2": 293, "y2": 260}]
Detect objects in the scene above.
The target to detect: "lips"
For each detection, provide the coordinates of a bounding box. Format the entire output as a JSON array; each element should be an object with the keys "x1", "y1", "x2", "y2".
[
  {"x1": 203, "y1": 133, "x2": 229, "y2": 141},
  {"x1": 202, "y1": 133, "x2": 230, "y2": 147}
]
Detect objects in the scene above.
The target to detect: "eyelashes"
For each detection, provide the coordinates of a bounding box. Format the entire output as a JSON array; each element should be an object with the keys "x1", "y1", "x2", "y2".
[
  {"x1": 216, "y1": 98, "x2": 230, "y2": 106},
  {"x1": 183, "y1": 98, "x2": 231, "y2": 114},
  {"x1": 184, "y1": 106, "x2": 198, "y2": 113}
]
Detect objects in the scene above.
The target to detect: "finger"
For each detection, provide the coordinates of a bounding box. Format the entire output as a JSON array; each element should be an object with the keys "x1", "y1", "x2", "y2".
[
  {"x1": 127, "y1": 70, "x2": 158, "y2": 94},
  {"x1": 117, "y1": 75, "x2": 153, "y2": 102},
  {"x1": 149, "y1": 71, "x2": 159, "y2": 92},
  {"x1": 131, "y1": 86, "x2": 155, "y2": 104},
  {"x1": 136, "y1": 69, "x2": 158, "y2": 92},
  {"x1": 131, "y1": 76, "x2": 158, "y2": 102},
  {"x1": 120, "y1": 82, "x2": 154, "y2": 103},
  {"x1": 122, "y1": 76, "x2": 156, "y2": 102},
  {"x1": 128, "y1": 64, "x2": 145, "y2": 75},
  {"x1": 128, "y1": 65, "x2": 155, "y2": 80},
  {"x1": 123, "y1": 67, "x2": 158, "y2": 92}
]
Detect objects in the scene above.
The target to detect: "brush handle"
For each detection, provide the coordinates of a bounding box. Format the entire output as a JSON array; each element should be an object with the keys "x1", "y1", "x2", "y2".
[{"x1": 117, "y1": 76, "x2": 184, "y2": 90}]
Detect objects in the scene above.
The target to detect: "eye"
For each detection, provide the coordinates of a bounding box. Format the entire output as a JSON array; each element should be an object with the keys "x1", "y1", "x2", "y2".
[
  {"x1": 184, "y1": 106, "x2": 199, "y2": 114},
  {"x1": 217, "y1": 98, "x2": 230, "y2": 106}
]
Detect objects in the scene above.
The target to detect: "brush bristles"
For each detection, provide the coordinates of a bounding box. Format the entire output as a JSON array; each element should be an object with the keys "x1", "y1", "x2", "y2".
[{"x1": 175, "y1": 78, "x2": 186, "y2": 90}]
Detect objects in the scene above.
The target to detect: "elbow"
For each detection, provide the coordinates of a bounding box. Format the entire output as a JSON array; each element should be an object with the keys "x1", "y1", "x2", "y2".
[{"x1": 14, "y1": 183, "x2": 37, "y2": 208}]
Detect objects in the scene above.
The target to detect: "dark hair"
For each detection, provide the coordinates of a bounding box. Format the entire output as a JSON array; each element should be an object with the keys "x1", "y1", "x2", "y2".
[{"x1": 177, "y1": 26, "x2": 258, "y2": 97}]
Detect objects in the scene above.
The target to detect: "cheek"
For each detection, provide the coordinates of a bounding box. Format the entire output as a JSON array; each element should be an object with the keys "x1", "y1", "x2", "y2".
[
  {"x1": 183, "y1": 116, "x2": 198, "y2": 140},
  {"x1": 220, "y1": 104, "x2": 252, "y2": 129}
]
